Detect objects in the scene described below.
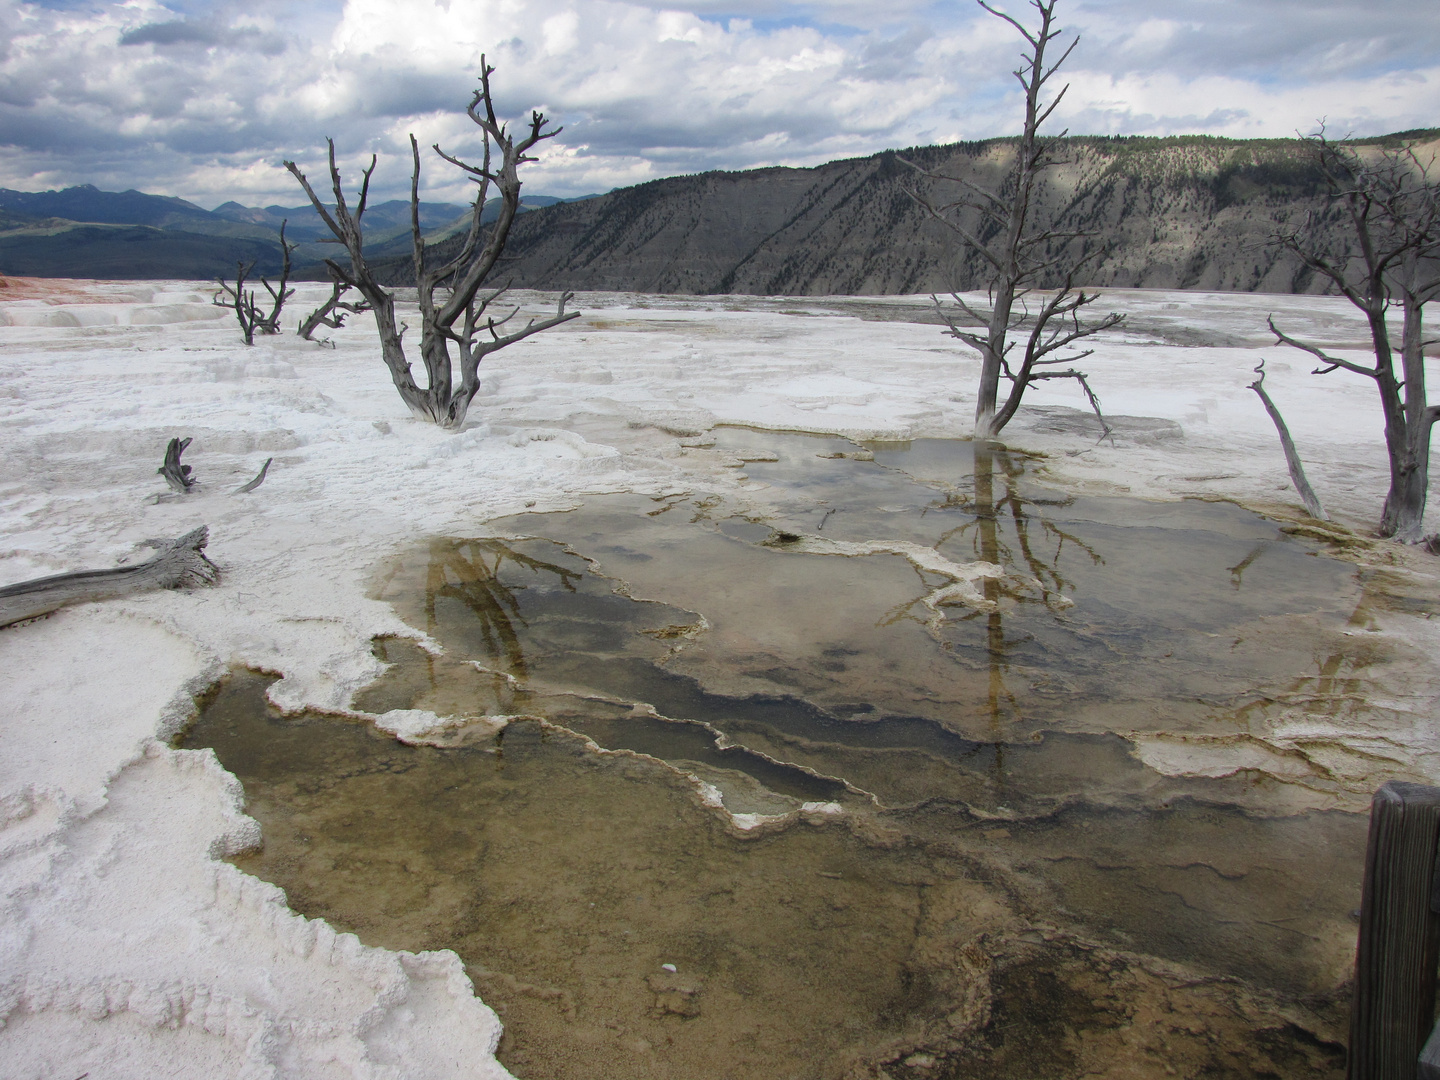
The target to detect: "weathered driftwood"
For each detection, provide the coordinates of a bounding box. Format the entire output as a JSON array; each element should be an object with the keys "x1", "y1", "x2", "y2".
[
  {"x1": 234, "y1": 457, "x2": 272, "y2": 494},
  {"x1": 0, "y1": 526, "x2": 219, "y2": 629},
  {"x1": 1348, "y1": 781, "x2": 1440, "y2": 1080},
  {"x1": 159, "y1": 437, "x2": 196, "y2": 493},
  {"x1": 1249, "y1": 360, "x2": 1329, "y2": 520}
]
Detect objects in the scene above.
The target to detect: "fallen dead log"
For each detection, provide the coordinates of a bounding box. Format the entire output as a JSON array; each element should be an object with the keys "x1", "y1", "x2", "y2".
[{"x1": 0, "y1": 526, "x2": 219, "y2": 629}]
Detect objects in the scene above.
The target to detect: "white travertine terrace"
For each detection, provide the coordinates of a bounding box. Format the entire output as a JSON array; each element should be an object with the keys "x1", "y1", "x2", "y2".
[{"x1": 1, "y1": 279, "x2": 1438, "y2": 1075}]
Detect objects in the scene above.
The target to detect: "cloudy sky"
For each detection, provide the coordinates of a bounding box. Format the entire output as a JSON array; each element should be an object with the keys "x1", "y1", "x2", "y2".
[{"x1": 1, "y1": 0, "x2": 1436, "y2": 209}]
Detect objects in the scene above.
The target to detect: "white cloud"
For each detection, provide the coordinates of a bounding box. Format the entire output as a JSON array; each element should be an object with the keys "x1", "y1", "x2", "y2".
[
  {"x1": 1056, "y1": 66, "x2": 1440, "y2": 140},
  {"x1": 0, "y1": 0, "x2": 1434, "y2": 207}
]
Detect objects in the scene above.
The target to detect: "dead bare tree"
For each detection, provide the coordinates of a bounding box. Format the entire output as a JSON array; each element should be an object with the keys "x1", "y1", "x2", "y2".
[
  {"x1": 298, "y1": 272, "x2": 371, "y2": 345},
  {"x1": 213, "y1": 260, "x2": 264, "y2": 345},
  {"x1": 1269, "y1": 133, "x2": 1440, "y2": 542},
  {"x1": 284, "y1": 60, "x2": 579, "y2": 429},
  {"x1": 256, "y1": 221, "x2": 296, "y2": 334},
  {"x1": 212, "y1": 221, "x2": 296, "y2": 345},
  {"x1": 904, "y1": 0, "x2": 1123, "y2": 440}
]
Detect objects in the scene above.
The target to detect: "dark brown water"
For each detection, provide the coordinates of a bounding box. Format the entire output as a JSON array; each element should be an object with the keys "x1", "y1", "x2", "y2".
[{"x1": 183, "y1": 430, "x2": 1376, "y2": 1079}]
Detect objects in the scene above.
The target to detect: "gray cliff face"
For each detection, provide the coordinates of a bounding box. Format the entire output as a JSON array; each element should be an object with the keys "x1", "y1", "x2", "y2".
[{"x1": 383, "y1": 132, "x2": 1438, "y2": 296}]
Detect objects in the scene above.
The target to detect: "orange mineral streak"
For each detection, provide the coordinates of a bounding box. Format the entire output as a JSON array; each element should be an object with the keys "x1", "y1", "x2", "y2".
[{"x1": 0, "y1": 276, "x2": 149, "y2": 303}]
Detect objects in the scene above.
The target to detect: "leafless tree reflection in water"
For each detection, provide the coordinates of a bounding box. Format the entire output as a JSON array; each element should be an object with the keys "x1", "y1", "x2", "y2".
[
  {"x1": 188, "y1": 434, "x2": 1394, "y2": 1079},
  {"x1": 1227, "y1": 543, "x2": 1268, "y2": 589},
  {"x1": 406, "y1": 541, "x2": 584, "y2": 728},
  {"x1": 424, "y1": 537, "x2": 581, "y2": 685},
  {"x1": 884, "y1": 444, "x2": 1102, "y2": 731}
]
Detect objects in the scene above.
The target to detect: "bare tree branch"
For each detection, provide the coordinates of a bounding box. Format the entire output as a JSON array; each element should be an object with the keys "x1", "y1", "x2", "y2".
[
  {"x1": 1248, "y1": 360, "x2": 1328, "y2": 520},
  {"x1": 298, "y1": 273, "x2": 371, "y2": 343},
  {"x1": 233, "y1": 458, "x2": 273, "y2": 494},
  {"x1": 1267, "y1": 315, "x2": 1374, "y2": 377}
]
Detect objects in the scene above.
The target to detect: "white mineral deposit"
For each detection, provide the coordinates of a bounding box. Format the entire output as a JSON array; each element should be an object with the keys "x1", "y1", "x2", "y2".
[{"x1": 1, "y1": 278, "x2": 1437, "y2": 1078}]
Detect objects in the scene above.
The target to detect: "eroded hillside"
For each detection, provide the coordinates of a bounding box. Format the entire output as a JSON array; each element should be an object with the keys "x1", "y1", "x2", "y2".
[{"x1": 386, "y1": 132, "x2": 1438, "y2": 296}]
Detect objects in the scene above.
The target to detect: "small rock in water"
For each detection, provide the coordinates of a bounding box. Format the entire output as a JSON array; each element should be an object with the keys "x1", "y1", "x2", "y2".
[{"x1": 646, "y1": 971, "x2": 701, "y2": 1018}]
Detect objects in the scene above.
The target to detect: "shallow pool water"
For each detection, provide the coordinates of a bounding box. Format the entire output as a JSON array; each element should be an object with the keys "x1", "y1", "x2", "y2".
[{"x1": 183, "y1": 429, "x2": 1373, "y2": 1079}]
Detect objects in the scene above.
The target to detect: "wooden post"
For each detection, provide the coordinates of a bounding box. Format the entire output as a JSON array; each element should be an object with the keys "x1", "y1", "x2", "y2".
[{"x1": 1349, "y1": 781, "x2": 1440, "y2": 1080}]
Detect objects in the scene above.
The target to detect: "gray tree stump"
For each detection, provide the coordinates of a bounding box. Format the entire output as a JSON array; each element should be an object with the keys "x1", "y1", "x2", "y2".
[
  {"x1": 0, "y1": 526, "x2": 219, "y2": 628},
  {"x1": 159, "y1": 436, "x2": 197, "y2": 493}
]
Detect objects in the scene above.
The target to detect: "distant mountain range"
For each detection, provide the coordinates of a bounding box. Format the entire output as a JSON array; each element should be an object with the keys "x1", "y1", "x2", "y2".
[
  {"x1": 374, "y1": 129, "x2": 1440, "y2": 296},
  {"x1": 3, "y1": 129, "x2": 1437, "y2": 292},
  {"x1": 0, "y1": 185, "x2": 592, "y2": 280}
]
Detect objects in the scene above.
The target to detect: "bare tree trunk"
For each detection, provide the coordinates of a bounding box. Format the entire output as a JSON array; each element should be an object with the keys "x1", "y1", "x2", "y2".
[
  {"x1": 1248, "y1": 362, "x2": 1329, "y2": 520},
  {"x1": 0, "y1": 527, "x2": 219, "y2": 628},
  {"x1": 1381, "y1": 419, "x2": 1435, "y2": 542},
  {"x1": 1383, "y1": 288, "x2": 1440, "y2": 541},
  {"x1": 976, "y1": 277, "x2": 1015, "y2": 438}
]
